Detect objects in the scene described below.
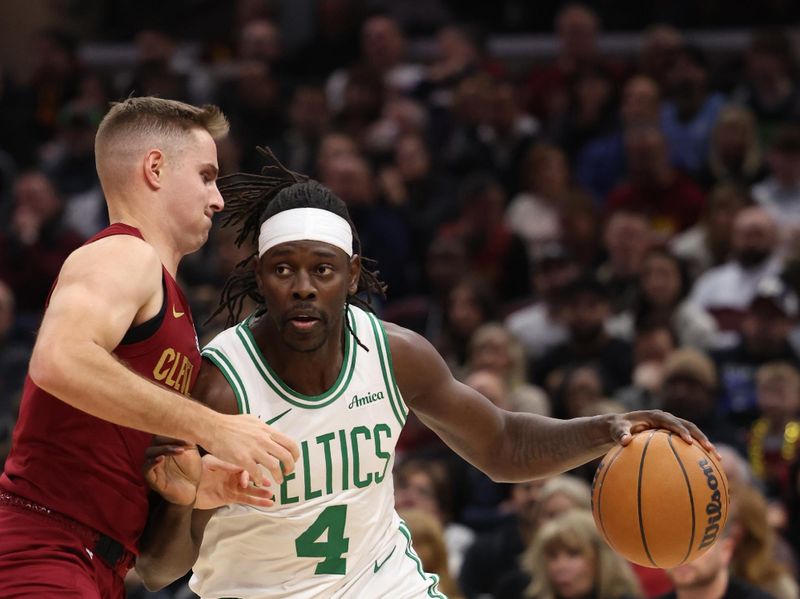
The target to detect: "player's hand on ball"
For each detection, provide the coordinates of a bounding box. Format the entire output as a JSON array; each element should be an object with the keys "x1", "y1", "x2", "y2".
[
  {"x1": 609, "y1": 410, "x2": 719, "y2": 458},
  {"x1": 196, "y1": 454, "x2": 274, "y2": 510},
  {"x1": 143, "y1": 437, "x2": 202, "y2": 506}
]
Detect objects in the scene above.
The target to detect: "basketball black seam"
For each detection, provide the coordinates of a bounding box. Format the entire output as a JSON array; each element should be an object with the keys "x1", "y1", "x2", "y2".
[
  {"x1": 638, "y1": 430, "x2": 658, "y2": 567},
  {"x1": 595, "y1": 444, "x2": 624, "y2": 552},
  {"x1": 668, "y1": 433, "x2": 695, "y2": 565}
]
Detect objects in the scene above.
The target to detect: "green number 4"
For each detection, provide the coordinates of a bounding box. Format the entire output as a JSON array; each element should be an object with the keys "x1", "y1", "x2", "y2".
[{"x1": 295, "y1": 505, "x2": 350, "y2": 575}]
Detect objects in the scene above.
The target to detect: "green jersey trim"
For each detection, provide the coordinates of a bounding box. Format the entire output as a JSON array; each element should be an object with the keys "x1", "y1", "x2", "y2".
[
  {"x1": 202, "y1": 348, "x2": 251, "y2": 414},
  {"x1": 366, "y1": 313, "x2": 407, "y2": 428},
  {"x1": 398, "y1": 521, "x2": 446, "y2": 599},
  {"x1": 234, "y1": 308, "x2": 357, "y2": 409}
]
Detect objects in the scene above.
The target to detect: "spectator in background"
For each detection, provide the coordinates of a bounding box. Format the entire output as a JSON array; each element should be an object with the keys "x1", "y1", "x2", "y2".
[
  {"x1": 713, "y1": 277, "x2": 800, "y2": 428},
  {"x1": 506, "y1": 243, "x2": 579, "y2": 361},
  {"x1": 0, "y1": 65, "x2": 36, "y2": 169},
  {"x1": 466, "y1": 323, "x2": 550, "y2": 415},
  {"x1": 383, "y1": 234, "x2": 469, "y2": 344},
  {"x1": 597, "y1": 209, "x2": 652, "y2": 315},
  {"x1": 237, "y1": 18, "x2": 283, "y2": 66},
  {"x1": 394, "y1": 459, "x2": 475, "y2": 580},
  {"x1": 638, "y1": 25, "x2": 684, "y2": 89},
  {"x1": 438, "y1": 73, "x2": 494, "y2": 177},
  {"x1": 365, "y1": 96, "x2": 428, "y2": 157},
  {"x1": 660, "y1": 524, "x2": 775, "y2": 599},
  {"x1": 614, "y1": 323, "x2": 679, "y2": 412},
  {"x1": 378, "y1": 132, "x2": 456, "y2": 269},
  {"x1": 316, "y1": 131, "x2": 360, "y2": 180},
  {"x1": 549, "y1": 64, "x2": 618, "y2": 161},
  {"x1": 553, "y1": 363, "x2": 607, "y2": 420},
  {"x1": 490, "y1": 476, "x2": 593, "y2": 596},
  {"x1": 732, "y1": 30, "x2": 800, "y2": 144},
  {"x1": 415, "y1": 24, "x2": 499, "y2": 111},
  {"x1": 123, "y1": 29, "x2": 190, "y2": 102},
  {"x1": 690, "y1": 206, "x2": 783, "y2": 337},
  {"x1": 504, "y1": 510, "x2": 642, "y2": 599},
  {"x1": 477, "y1": 81, "x2": 539, "y2": 196},
  {"x1": 660, "y1": 45, "x2": 726, "y2": 176},
  {"x1": 559, "y1": 190, "x2": 604, "y2": 269},
  {"x1": 606, "y1": 125, "x2": 706, "y2": 239},
  {"x1": 0, "y1": 282, "x2": 32, "y2": 419},
  {"x1": 728, "y1": 484, "x2": 799, "y2": 599},
  {"x1": 609, "y1": 248, "x2": 718, "y2": 349},
  {"x1": 533, "y1": 274, "x2": 633, "y2": 396},
  {"x1": 321, "y1": 152, "x2": 412, "y2": 297},
  {"x1": 505, "y1": 142, "x2": 570, "y2": 260},
  {"x1": 752, "y1": 124, "x2": 800, "y2": 230},
  {"x1": 671, "y1": 183, "x2": 750, "y2": 280},
  {"x1": 218, "y1": 61, "x2": 284, "y2": 173},
  {"x1": 326, "y1": 15, "x2": 423, "y2": 114},
  {"x1": 459, "y1": 478, "x2": 551, "y2": 599},
  {"x1": 288, "y1": 0, "x2": 363, "y2": 79},
  {"x1": 268, "y1": 84, "x2": 329, "y2": 177},
  {"x1": 749, "y1": 362, "x2": 800, "y2": 501},
  {"x1": 0, "y1": 171, "x2": 83, "y2": 317},
  {"x1": 41, "y1": 103, "x2": 105, "y2": 238},
  {"x1": 436, "y1": 275, "x2": 496, "y2": 376},
  {"x1": 576, "y1": 75, "x2": 661, "y2": 202},
  {"x1": 20, "y1": 30, "x2": 82, "y2": 148},
  {"x1": 439, "y1": 174, "x2": 530, "y2": 303},
  {"x1": 398, "y1": 509, "x2": 465, "y2": 599},
  {"x1": 333, "y1": 65, "x2": 385, "y2": 145},
  {"x1": 659, "y1": 348, "x2": 747, "y2": 454},
  {"x1": 697, "y1": 105, "x2": 767, "y2": 191},
  {"x1": 524, "y1": 4, "x2": 621, "y2": 127}
]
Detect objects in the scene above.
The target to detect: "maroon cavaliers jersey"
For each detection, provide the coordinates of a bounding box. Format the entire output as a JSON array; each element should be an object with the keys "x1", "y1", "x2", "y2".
[{"x1": 0, "y1": 224, "x2": 201, "y2": 554}]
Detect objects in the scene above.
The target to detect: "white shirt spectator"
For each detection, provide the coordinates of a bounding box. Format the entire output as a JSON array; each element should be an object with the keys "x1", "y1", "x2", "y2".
[{"x1": 505, "y1": 302, "x2": 568, "y2": 361}]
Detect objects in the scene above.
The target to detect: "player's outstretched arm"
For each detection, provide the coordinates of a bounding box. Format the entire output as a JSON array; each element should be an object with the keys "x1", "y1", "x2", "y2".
[
  {"x1": 28, "y1": 236, "x2": 298, "y2": 486},
  {"x1": 388, "y1": 323, "x2": 714, "y2": 482}
]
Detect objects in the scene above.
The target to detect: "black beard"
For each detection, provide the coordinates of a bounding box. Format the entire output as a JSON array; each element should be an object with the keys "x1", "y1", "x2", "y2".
[
  {"x1": 571, "y1": 324, "x2": 605, "y2": 344},
  {"x1": 736, "y1": 250, "x2": 771, "y2": 268}
]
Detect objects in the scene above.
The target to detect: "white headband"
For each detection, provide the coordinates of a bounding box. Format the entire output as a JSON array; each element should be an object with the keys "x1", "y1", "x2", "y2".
[{"x1": 258, "y1": 208, "x2": 353, "y2": 257}]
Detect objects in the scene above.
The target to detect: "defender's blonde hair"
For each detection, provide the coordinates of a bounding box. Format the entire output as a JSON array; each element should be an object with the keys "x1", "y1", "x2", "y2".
[{"x1": 95, "y1": 97, "x2": 229, "y2": 189}]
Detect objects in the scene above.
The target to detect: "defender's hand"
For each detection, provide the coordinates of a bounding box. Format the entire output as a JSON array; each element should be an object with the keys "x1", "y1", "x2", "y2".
[
  {"x1": 143, "y1": 438, "x2": 201, "y2": 506},
  {"x1": 196, "y1": 454, "x2": 275, "y2": 510},
  {"x1": 204, "y1": 414, "x2": 300, "y2": 487}
]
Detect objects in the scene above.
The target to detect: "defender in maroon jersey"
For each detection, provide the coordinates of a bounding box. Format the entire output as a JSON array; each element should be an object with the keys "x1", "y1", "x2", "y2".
[{"x1": 0, "y1": 97, "x2": 298, "y2": 599}]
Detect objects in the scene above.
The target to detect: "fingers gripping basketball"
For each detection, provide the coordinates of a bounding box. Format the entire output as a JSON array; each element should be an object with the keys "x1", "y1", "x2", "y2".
[{"x1": 591, "y1": 429, "x2": 729, "y2": 569}]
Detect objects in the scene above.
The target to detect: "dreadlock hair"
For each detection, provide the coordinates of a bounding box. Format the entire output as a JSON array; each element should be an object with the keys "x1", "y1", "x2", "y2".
[{"x1": 208, "y1": 148, "x2": 387, "y2": 350}]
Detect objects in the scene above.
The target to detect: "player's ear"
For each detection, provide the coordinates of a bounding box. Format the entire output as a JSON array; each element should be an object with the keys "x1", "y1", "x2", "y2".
[
  {"x1": 348, "y1": 255, "x2": 361, "y2": 296},
  {"x1": 143, "y1": 149, "x2": 165, "y2": 190}
]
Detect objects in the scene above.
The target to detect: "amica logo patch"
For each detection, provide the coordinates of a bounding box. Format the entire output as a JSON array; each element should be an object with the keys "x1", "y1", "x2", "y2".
[{"x1": 348, "y1": 390, "x2": 384, "y2": 409}]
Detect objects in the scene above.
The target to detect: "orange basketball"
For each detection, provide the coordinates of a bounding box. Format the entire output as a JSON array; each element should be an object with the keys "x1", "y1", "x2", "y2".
[{"x1": 591, "y1": 429, "x2": 729, "y2": 569}]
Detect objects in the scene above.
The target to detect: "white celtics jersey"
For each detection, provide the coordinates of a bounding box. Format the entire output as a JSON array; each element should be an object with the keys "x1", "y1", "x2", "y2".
[{"x1": 190, "y1": 306, "x2": 445, "y2": 599}]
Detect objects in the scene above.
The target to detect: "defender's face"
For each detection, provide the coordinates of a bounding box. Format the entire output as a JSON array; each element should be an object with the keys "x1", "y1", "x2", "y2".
[
  {"x1": 162, "y1": 128, "x2": 223, "y2": 254},
  {"x1": 257, "y1": 240, "x2": 359, "y2": 352}
]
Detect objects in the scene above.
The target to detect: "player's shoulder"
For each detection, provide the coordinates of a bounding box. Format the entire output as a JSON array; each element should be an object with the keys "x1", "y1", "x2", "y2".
[
  {"x1": 68, "y1": 232, "x2": 160, "y2": 267},
  {"x1": 381, "y1": 320, "x2": 447, "y2": 380},
  {"x1": 381, "y1": 320, "x2": 423, "y2": 349},
  {"x1": 202, "y1": 322, "x2": 242, "y2": 354}
]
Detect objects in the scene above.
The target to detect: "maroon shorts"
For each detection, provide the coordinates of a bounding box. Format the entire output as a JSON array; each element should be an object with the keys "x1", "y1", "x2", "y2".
[{"x1": 0, "y1": 492, "x2": 135, "y2": 599}]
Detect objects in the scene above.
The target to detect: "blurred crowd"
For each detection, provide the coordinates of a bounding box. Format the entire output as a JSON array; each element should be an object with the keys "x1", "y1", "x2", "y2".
[{"x1": 2, "y1": 1, "x2": 800, "y2": 598}]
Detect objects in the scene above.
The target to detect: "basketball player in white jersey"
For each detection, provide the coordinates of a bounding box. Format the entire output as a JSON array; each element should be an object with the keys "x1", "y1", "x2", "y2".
[{"x1": 135, "y1": 153, "x2": 716, "y2": 598}]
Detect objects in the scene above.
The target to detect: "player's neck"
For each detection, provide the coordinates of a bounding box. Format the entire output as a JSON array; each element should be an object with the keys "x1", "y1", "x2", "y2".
[
  {"x1": 107, "y1": 207, "x2": 181, "y2": 277},
  {"x1": 253, "y1": 317, "x2": 346, "y2": 397}
]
